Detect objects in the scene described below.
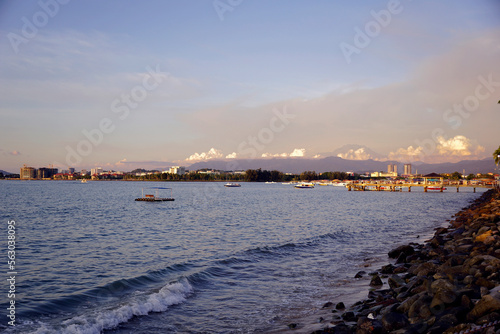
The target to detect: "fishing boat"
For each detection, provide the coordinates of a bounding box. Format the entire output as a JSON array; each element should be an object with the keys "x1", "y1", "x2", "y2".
[
  {"x1": 427, "y1": 186, "x2": 447, "y2": 191},
  {"x1": 294, "y1": 183, "x2": 314, "y2": 189},
  {"x1": 135, "y1": 187, "x2": 174, "y2": 201},
  {"x1": 224, "y1": 183, "x2": 241, "y2": 187}
]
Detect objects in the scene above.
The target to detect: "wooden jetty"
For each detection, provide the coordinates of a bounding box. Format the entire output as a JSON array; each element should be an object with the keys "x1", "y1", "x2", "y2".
[{"x1": 345, "y1": 182, "x2": 493, "y2": 193}]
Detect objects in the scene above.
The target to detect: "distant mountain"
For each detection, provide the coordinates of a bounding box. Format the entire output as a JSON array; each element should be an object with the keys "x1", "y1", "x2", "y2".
[
  {"x1": 410, "y1": 158, "x2": 497, "y2": 175},
  {"x1": 0, "y1": 170, "x2": 14, "y2": 175},
  {"x1": 187, "y1": 157, "x2": 497, "y2": 175},
  {"x1": 321, "y1": 144, "x2": 385, "y2": 161}
]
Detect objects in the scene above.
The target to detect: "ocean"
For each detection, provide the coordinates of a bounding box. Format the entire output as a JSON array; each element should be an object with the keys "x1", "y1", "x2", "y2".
[{"x1": 0, "y1": 180, "x2": 486, "y2": 333}]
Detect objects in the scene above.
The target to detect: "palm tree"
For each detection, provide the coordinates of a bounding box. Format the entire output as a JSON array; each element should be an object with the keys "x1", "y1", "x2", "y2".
[{"x1": 494, "y1": 146, "x2": 500, "y2": 166}]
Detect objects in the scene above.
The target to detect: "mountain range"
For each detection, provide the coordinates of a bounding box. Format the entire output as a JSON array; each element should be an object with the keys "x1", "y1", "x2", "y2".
[{"x1": 187, "y1": 157, "x2": 498, "y2": 175}]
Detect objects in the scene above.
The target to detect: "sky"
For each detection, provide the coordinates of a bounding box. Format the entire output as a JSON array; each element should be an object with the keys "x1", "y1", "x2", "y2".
[{"x1": 1, "y1": 0, "x2": 499, "y2": 172}]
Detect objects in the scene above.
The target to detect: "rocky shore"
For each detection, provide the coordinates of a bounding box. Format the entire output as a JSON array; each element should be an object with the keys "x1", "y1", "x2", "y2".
[{"x1": 310, "y1": 189, "x2": 500, "y2": 334}]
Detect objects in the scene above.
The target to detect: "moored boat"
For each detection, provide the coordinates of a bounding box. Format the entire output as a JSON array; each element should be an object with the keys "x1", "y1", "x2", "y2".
[
  {"x1": 294, "y1": 183, "x2": 314, "y2": 189},
  {"x1": 224, "y1": 183, "x2": 241, "y2": 187},
  {"x1": 427, "y1": 186, "x2": 447, "y2": 191}
]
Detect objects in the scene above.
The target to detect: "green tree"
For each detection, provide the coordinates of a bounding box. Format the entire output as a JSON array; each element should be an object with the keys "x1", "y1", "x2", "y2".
[
  {"x1": 450, "y1": 171, "x2": 462, "y2": 180},
  {"x1": 494, "y1": 146, "x2": 500, "y2": 166}
]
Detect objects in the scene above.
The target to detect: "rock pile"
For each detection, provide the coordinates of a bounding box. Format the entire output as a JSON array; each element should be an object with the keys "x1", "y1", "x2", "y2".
[{"x1": 313, "y1": 190, "x2": 500, "y2": 334}]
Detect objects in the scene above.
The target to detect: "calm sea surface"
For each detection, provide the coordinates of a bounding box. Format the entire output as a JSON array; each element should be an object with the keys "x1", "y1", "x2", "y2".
[{"x1": 0, "y1": 180, "x2": 486, "y2": 333}]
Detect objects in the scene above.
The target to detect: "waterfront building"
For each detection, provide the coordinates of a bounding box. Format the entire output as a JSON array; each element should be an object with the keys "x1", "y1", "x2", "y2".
[
  {"x1": 387, "y1": 164, "x2": 397, "y2": 174},
  {"x1": 91, "y1": 167, "x2": 103, "y2": 176},
  {"x1": 37, "y1": 167, "x2": 58, "y2": 179},
  {"x1": 168, "y1": 166, "x2": 186, "y2": 175},
  {"x1": 371, "y1": 171, "x2": 398, "y2": 178},
  {"x1": 20, "y1": 165, "x2": 36, "y2": 179}
]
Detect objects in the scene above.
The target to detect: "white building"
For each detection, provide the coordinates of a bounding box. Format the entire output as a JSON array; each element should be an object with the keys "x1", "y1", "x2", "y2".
[
  {"x1": 91, "y1": 167, "x2": 103, "y2": 176},
  {"x1": 371, "y1": 171, "x2": 398, "y2": 178},
  {"x1": 166, "y1": 166, "x2": 186, "y2": 175}
]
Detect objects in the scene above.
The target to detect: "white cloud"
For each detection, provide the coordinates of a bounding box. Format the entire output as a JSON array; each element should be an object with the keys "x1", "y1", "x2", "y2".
[
  {"x1": 435, "y1": 135, "x2": 485, "y2": 156},
  {"x1": 261, "y1": 148, "x2": 306, "y2": 158},
  {"x1": 387, "y1": 146, "x2": 425, "y2": 162},
  {"x1": 337, "y1": 148, "x2": 372, "y2": 160},
  {"x1": 388, "y1": 135, "x2": 486, "y2": 163},
  {"x1": 290, "y1": 148, "x2": 306, "y2": 157},
  {"x1": 186, "y1": 148, "x2": 224, "y2": 161},
  {"x1": 226, "y1": 152, "x2": 237, "y2": 159}
]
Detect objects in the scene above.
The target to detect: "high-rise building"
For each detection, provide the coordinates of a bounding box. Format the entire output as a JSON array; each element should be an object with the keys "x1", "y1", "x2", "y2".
[
  {"x1": 387, "y1": 164, "x2": 397, "y2": 174},
  {"x1": 404, "y1": 164, "x2": 412, "y2": 175},
  {"x1": 37, "y1": 167, "x2": 58, "y2": 179},
  {"x1": 20, "y1": 165, "x2": 36, "y2": 179}
]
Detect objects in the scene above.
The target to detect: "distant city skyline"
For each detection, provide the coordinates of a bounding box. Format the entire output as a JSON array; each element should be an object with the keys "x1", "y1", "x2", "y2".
[{"x1": 1, "y1": 1, "x2": 499, "y2": 172}]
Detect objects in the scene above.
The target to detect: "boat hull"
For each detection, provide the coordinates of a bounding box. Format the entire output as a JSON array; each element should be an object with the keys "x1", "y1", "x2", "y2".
[{"x1": 135, "y1": 198, "x2": 174, "y2": 201}]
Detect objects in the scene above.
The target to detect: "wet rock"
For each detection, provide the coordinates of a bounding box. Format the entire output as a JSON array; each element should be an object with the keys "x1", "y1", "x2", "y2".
[
  {"x1": 355, "y1": 317, "x2": 382, "y2": 334},
  {"x1": 388, "y1": 274, "x2": 405, "y2": 290},
  {"x1": 330, "y1": 323, "x2": 353, "y2": 334},
  {"x1": 466, "y1": 294, "x2": 500, "y2": 321},
  {"x1": 380, "y1": 312, "x2": 409, "y2": 331},
  {"x1": 287, "y1": 323, "x2": 298, "y2": 329},
  {"x1": 379, "y1": 264, "x2": 395, "y2": 274},
  {"x1": 336, "y1": 302, "x2": 346, "y2": 310},
  {"x1": 322, "y1": 302, "x2": 334, "y2": 308},
  {"x1": 354, "y1": 271, "x2": 365, "y2": 278},
  {"x1": 427, "y1": 313, "x2": 457, "y2": 334},
  {"x1": 369, "y1": 275, "x2": 383, "y2": 287},
  {"x1": 388, "y1": 245, "x2": 414, "y2": 259},
  {"x1": 341, "y1": 311, "x2": 356, "y2": 322}
]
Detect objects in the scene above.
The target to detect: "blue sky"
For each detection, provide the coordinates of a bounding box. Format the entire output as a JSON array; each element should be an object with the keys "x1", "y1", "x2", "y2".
[{"x1": 1, "y1": 0, "x2": 499, "y2": 172}]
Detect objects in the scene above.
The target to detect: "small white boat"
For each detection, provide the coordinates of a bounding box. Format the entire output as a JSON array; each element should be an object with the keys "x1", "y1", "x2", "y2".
[
  {"x1": 332, "y1": 182, "x2": 347, "y2": 187},
  {"x1": 81, "y1": 179, "x2": 88, "y2": 183},
  {"x1": 224, "y1": 183, "x2": 241, "y2": 187},
  {"x1": 294, "y1": 183, "x2": 314, "y2": 189}
]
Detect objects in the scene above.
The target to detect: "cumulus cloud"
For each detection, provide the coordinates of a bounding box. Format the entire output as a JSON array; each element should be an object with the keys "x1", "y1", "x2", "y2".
[
  {"x1": 388, "y1": 135, "x2": 486, "y2": 163},
  {"x1": 226, "y1": 152, "x2": 237, "y2": 159},
  {"x1": 337, "y1": 148, "x2": 373, "y2": 160},
  {"x1": 290, "y1": 148, "x2": 306, "y2": 157},
  {"x1": 186, "y1": 148, "x2": 224, "y2": 161},
  {"x1": 261, "y1": 148, "x2": 306, "y2": 158},
  {"x1": 9, "y1": 150, "x2": 21, "y2": 156}
]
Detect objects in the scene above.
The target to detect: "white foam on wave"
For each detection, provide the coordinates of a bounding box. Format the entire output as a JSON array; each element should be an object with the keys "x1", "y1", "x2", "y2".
[{"x1": 29, "y1": 279, "x2": 193, "y2": 334}]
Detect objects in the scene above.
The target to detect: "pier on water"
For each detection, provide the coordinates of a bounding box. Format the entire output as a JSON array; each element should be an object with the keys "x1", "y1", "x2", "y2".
[{"x1": 345, "y1": 182, "x2": 495, "y2": 193}]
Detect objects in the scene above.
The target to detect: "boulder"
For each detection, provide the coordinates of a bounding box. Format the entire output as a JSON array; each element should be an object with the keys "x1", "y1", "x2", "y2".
[
  {"x1": 466, "y1": 294, "x2": 500, "y2": 321},
  {"x1": 381, "y1": 312, "x2": 409, "y2": 331},
  {"x1": 388, "y1": 245, "x2": 414, "y2": 259},
  {"x1": 370, "y1": 275, "x2": 383, "y2": 287}
]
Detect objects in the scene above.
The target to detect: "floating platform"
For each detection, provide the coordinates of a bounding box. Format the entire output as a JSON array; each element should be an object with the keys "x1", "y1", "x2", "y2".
[
  {"x1": 135, "y1": 197, "x2": 174, "y2": 202},
  {"x1": 135, "y1": 187, "x2": 174, "y2": 201}
]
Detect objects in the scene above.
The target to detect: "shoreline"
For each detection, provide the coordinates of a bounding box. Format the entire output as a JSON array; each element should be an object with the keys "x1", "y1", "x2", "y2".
[{"x1": 284, "y1": 189, "x2": 500, "y2": 334}]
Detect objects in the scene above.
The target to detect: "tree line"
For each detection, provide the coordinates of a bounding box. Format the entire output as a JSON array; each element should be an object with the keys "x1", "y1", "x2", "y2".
[{"x1": 122, "y1": 169, "x2": 362, "y2": 182}]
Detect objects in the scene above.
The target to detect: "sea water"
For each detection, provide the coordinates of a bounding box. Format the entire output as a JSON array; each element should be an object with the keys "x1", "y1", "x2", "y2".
[{"x1": 0, "y1": 180, "x2": 485, "y2": 333}]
